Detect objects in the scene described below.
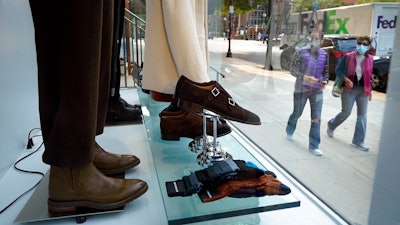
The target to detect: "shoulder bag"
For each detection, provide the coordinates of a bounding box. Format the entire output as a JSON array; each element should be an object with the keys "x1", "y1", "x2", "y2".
[{"x1": 332, "y1": 76, "x2": 344, "y2": 97}]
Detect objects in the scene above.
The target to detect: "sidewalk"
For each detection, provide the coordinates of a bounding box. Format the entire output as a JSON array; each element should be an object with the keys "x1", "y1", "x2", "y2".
[{"x1": 207, "y1": 38, "x2": 386, "y2": 225}]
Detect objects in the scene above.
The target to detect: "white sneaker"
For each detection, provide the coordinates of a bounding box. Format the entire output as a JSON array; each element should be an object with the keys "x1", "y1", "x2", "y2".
[
  {"x1": 327, "y1": 127, "x2": 334, "y2": 138},
  {"x1": 309, "y1": 148, "x2": 323, "y2": 156},
  {"x1": 286, "y1": 134, "x2": 294, "y2": 141},
  {"x1": 352, "y1": 142, "x2": 369, "y2": 151}
]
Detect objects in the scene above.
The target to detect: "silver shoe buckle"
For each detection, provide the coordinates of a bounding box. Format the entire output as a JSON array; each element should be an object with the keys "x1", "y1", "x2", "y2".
[
  {"x1": 228, "y1": 98, "x2": 235, "y2": 106},
  {"x1": 211, "y1": 87, "x2": 220, "y2": 97}
]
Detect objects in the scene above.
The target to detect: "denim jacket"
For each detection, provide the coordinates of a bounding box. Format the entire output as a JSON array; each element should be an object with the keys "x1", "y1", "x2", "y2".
[{"x1": 335, "y1": 50, "x2": 373, "y2": 96}]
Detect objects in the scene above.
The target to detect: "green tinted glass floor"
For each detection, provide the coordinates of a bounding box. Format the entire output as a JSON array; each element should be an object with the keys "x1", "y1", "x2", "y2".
[{"x1": 138, "y1": 89, "x2": 300, "y2": 224}]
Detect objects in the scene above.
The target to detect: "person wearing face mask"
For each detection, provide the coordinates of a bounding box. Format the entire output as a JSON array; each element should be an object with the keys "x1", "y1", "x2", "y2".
[
  {"x1": 286, "y1": 31, "x2": 329, "y2": 156},
  {"x1": 327, "y1": 36, "x2": 373, "y2": 151}
]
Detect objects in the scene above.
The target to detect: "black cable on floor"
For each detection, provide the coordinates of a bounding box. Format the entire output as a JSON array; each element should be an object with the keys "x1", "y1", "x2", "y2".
[{"x1": 0, "y1": 128, "x2": 45, "y2": 214}]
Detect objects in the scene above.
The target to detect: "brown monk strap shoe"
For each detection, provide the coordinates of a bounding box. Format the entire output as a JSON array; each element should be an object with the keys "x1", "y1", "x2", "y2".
[
  {"x1": 48, "y1": 163, "x2": 148, "y2": 213},
  {"x1": 93, "y1": 143, "x2": 140, "y2": 175},
  {"x1": 159, "y1": 106, "x2": 232, "y2": 141},
  {"x1": 174, "y1": 75, "x2": 261, "y2": 125}
]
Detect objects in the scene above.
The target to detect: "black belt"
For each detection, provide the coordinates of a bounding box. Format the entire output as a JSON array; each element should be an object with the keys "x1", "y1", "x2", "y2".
[
  {"x1": 166, "y1": 159, "x2": 240, "y2": 197},
  {"x1": 166, "y1": 159, "x2": 269, "y2": 197},
  {"x1": 166, "y1": 173, "x2": 201, "y2": 197}
]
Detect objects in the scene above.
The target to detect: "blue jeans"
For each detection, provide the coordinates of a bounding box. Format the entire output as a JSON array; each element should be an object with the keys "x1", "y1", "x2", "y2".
[
  {"x1": 328, "y1": 86, "x2": 368, "y2": 144},
  {"x1": 286, "y1": 91, "x2": 323, "y2": 149}
]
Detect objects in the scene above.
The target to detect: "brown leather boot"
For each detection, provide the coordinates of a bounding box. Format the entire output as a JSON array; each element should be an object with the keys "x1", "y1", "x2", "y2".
[
  {"x1": 93, "y1": 143, "x2": 140, "y2": 175},
  {"x1": 48, "y1": 163, "x2": 148, "y2": 213}
]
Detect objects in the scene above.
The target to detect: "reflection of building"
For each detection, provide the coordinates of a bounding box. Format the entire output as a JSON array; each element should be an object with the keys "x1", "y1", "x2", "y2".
[
  {"x1": 243, "y1": 5, "x2": 268, "y2": 40},
  {"x1": 207, "y1": 0, "x2": 293, "y2": 40},
  {"x1": 233, "y1": 0, "x2": 292, "y2": 40}
]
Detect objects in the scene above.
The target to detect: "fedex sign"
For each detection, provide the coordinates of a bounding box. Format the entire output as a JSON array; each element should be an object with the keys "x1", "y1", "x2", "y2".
[
  {"x1": 300, "y1": 10, "x2": 350, "y2": 34},
  {"x1": 377, "y1": 15, "x2": 397, "y2": 29},
  {"x1": 325, "y1": 10, "x2": 349, "y2": 34}
]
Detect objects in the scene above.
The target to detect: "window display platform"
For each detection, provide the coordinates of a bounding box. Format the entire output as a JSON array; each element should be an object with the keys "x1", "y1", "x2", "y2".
[
  {"x1": 6, "y1": 87, "x2": 352, "y2": 225},
  {"x1": 138, "y1": 89, "x2": 300, "y2": 225},
  {"x1": 14, "y1": 171, "x2": 125, "y2": 224},
  {"x1": 12, "y1": 88, "x2": 299, "y2": 225}
]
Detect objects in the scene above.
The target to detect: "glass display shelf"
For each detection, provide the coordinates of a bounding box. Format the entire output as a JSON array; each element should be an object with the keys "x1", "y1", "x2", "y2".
[
  {"x1": 14, "y1": 171, "x2": 125, "y2": 224},
  {"x1": 138, "y1": 89, "x2": 300, "y2": 225}
]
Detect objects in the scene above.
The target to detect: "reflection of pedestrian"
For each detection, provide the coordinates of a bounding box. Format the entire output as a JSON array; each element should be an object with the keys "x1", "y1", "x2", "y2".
[
  {"x1": 263, "y1": 34, "x2": 268, "y2": 44},
  {"x1": 223, "y1": 32, "x2": 226, "y2": 40},
  {"x1": 286, "y1": 31, "x2": 329, "y2": 156},
  {"x1": 107, "y1": 0, "x2": 142, "y2": 123},
  {"x1": 29, "y1": 0, "x2": 147, "y2": 213},
  {"x1": 257, "y1": 32, "x2": 262, "y2": 41},
  {"x1": 327, "y1": 36, "x2": 373, "y2": 151}
]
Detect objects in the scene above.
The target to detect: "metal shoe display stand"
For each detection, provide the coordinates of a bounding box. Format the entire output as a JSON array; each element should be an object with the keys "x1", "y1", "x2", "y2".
[
  {"x1": 138, "y1": 90, "x2": 300, "y2": 225},
  {"x1": 189, "y1": 110, "x2": 232, "y2": 166}
]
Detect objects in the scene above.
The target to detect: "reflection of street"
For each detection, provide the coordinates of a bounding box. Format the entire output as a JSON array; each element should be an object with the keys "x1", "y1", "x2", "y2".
[{"x1": 208, "y1": 38, "x2": 385, "y2": 225}]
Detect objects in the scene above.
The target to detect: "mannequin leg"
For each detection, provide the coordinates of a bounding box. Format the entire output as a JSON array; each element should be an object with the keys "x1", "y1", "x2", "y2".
[{"x1": 30, "y1": 0, "x2": 147, "y2": 212}]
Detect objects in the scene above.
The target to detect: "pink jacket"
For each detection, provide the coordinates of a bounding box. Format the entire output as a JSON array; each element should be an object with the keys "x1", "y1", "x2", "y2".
[{"x1": 336, "y1": 50, "x2": 373, "y2": 96}]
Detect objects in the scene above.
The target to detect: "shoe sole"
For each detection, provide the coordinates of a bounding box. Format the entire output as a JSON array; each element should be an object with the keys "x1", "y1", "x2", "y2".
[
  {"x1": 47, "y1": 183, "x2": 148, "y2": 213},
  {"x1": 160, "y1": 113, "x2": 232, "y2": 141},
  {"x1": 351, "y1": 143, "x2": 369, "y2": 151},
  {"x1": 309, "y1": 149, "x2": 323, "y2": 156},
  {"x1": 179, "y1": 100, "x2": 261, "y2": 125},
  {"x1": 327, "y1": 129, "x2": 334, "y2": 138},
  {"x1": 161, "y1": 133, "x2": 182, "y2": 141},
  {"x1": 161, "y1": 128, "x2": 232, "y2": 141}
]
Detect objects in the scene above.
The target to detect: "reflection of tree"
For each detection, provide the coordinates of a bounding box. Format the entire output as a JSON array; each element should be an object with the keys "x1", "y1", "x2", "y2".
[
  {"x1": 221, "y1": 0, "x2": 266, "y2": 15},
  {"x1": 127, "y1": 0, "x2": 146, "y2": 19},
  {"x1": 219, "y1": 0, "x2": 267, "y2": 34}
]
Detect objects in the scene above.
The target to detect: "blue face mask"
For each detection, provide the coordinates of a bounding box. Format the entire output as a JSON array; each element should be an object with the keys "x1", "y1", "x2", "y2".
[{"x1": 356, "y1": 45, "x2": 368, "y2": 54}]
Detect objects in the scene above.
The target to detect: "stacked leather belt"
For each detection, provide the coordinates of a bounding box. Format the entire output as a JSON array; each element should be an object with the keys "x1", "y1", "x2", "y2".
[{"x1": 165, "y1": 159, "x2": 291, "y2": 203}]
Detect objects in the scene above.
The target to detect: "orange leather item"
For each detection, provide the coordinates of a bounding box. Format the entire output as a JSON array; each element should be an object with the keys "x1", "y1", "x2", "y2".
[
  {"x1": 151, "y1": 91, "x2": 174, "y2": 102},
  {"x1": 201, "y1": 174, "x2": 281, "y2": 203}
]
